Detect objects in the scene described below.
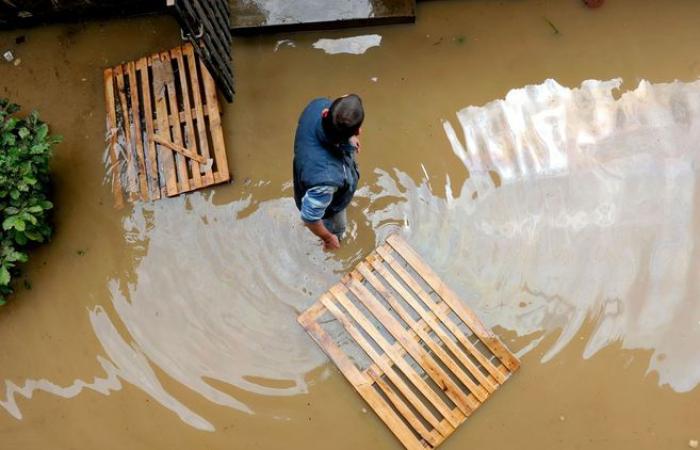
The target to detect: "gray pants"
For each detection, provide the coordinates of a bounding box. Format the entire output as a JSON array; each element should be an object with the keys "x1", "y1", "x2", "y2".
[{"x1": 323, "y1": 209, "x2": 347, "y2": 239}]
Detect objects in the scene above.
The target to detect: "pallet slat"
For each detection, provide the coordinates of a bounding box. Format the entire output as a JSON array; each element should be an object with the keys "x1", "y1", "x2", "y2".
[
  {"x1": 102, "y1": 43, "x2": 231, "y2": 205},
  {"x1": 298, "y1": 234, "x2": 520, "y2": 450},
  {"x1": 386, "y1": 235, "x2": 521, "y2": 373}
]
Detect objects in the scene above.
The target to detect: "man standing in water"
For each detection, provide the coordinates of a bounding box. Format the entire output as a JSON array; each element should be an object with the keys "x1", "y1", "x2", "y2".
[{"x1": 293, "y1": 95, "x2": 364, "y2": 250}]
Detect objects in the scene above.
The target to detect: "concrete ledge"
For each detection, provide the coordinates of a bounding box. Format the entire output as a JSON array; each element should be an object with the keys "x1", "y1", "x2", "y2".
[{"x1": 230, "y1": 0, "x2": 416, "y2": 35}]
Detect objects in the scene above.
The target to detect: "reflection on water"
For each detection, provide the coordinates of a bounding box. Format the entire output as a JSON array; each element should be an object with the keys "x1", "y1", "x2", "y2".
[
  {"x1": 3, "y1": 78, "x2": 700, "y2": 429},
  {"x1": 432, "y1": 78, "x2": 699, "y2": 391}
]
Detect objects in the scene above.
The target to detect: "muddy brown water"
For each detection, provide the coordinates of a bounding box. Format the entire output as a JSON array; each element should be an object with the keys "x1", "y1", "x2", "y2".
[{"x1": 1, "y1": 1, "x2": 700, "y2": 449}]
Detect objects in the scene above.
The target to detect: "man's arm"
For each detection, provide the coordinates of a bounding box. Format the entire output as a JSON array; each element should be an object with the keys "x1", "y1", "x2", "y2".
[
  {"x1": 305, "y1": 220, "x2": 339, "y2": 250},
  {"x1": 300, "y1": 185, "x2": 340, "y2": 250}
]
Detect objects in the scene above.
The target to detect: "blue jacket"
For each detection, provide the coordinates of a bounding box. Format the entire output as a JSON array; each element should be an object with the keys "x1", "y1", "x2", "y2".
[{"x1": 293, "y1": 98, "x2": 360, "y2": 219}]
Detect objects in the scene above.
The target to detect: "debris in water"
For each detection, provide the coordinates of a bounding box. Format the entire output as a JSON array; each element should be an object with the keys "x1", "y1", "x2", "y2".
[
  {"x1": 76, "y1": 249, "x2": 86, "y2": 256},
  {"x1": 544, "y1": 17, "x2": 561, "y2": 35},
  {"x1": 583, "y1": 0, "x2": 605, "y2": 8},
  {"x1": 312, "y1": 34, "x2": 381, "y2": 55},
  {"x1": 454, "y1": 35, "x2": 467, "y2": 45},
  {"x1": 273, "y1": 39, "x2": 295, "y2": 52},
  {"x1": 689, "y1": 440, "x2": 699, "y2": 449},
  {"x1": 15, "y1": 35, "x2": 26, "y2": 45},
  {"x1": 370, "y1": 77, "x2": 378, "y2": 82},
  {"x1": 559, "y1": 415, "x2": 566, "y2": 421},
  {"x1": 13, "y1": 58, "x2": 21, "y2": 66},
  {"x1": 3, "y1": 50, "x2": 14, "y2": 62}
]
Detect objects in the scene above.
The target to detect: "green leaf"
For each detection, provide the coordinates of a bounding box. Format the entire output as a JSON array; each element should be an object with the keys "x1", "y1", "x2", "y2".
[
  {"x1": 14, "y1": 231, "x2": 27, "y2": 245},
  {"x1": 2, "y1": 216, "x2": 16, "y2": 230},
  {"x1": 35, "y1": 123, "x2": 48, "y2": 141},
  {"x1": 24, "y1": 230, "x2": 42, "y2": 242},
  {"x1": 10, "y1": 190, "x2": 20, "y2": 200},
  {"x1": 0, "y1": 266, "x2": 10, "y2": 286}
]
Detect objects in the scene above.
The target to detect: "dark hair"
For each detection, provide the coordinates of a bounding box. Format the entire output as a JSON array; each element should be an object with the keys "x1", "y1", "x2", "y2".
[{"x1": 323, "y1": 94, "x2": 364, "y2": 142}]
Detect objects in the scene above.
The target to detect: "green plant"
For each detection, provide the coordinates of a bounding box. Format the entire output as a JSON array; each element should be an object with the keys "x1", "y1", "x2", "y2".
[{"x1": 0, "y1": 99, "x2": 59, "y2": 305}]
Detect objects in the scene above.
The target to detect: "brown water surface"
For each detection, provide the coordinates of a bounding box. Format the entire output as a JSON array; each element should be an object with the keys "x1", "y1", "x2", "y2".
[{"x1": 1, "y1": 1, "x2": 699, "y2": 449}]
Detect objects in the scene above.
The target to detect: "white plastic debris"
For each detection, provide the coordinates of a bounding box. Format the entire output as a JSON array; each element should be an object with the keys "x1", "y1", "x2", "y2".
[
  {"x1": 370, "y1": 77, "x2": 378, "y2": 82},
  {"x1": 273, "y1": 39, "x2": 295, "y2": 52},
  {"x1": 13, "y1": 58, "x2": 21, "y2": 66},
  {"x1": 689, "y1": 439, "x2": 698, "y2": 448},
  {"x1": 3, "y1": 50, "x2": 14, "y2": 62},
  {"x1": 312, "y1": 34, "x2": 382, "y2": 55}
]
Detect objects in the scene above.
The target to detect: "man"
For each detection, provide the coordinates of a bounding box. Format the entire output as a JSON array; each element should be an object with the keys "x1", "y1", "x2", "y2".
[{"x1": 293, "y1": 95, "x2": 364, "y2": 250}]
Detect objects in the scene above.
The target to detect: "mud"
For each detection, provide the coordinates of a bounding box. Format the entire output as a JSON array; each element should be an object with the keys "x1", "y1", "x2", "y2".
[{"x1": 1, "y1": 0, "x2": 700, "y2": 449}]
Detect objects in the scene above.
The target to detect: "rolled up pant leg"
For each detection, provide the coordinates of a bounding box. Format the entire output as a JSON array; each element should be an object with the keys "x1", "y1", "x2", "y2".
[{"x1": 323, "y1": 209, "x2": 347, "y2": 239}]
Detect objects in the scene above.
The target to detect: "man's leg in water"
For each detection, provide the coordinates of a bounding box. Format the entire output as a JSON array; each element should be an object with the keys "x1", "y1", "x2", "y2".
[{"x1": 323, "y1": 209, "x2": 347, "y2": 239}]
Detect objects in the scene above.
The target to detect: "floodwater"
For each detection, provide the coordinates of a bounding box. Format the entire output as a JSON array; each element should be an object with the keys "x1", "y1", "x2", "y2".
[{"x1": 1, "y1": 0, "x2": 700, "y2": 449}]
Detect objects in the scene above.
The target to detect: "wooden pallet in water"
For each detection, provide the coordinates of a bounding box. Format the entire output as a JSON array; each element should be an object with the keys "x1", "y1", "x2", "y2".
[
  {"x1": 298, "y1": 235, "x2": 520, "y2": 450},
  {"x1": 103, "y1": 43, "x2": 230, "y2": 206}
]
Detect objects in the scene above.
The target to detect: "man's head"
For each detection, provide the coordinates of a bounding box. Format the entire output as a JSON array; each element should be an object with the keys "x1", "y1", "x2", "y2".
[{"x1": 322, "y1": 94, "x2": 364, "y2": 143}]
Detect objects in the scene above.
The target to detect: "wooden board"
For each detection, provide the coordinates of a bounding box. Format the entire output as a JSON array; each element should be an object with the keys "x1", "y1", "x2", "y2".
[
  {"x1": 298, "y1": 234, "x2": 520, "y2": 450},
  {"x1": 103, "y1": 43, "x2": 230, "y2": 205}
]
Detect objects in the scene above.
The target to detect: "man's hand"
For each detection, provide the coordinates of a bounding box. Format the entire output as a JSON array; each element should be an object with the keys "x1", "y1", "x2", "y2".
[
  {"x1": 322, "y1": 233, "x2": 340, "y2": 250},
  {"x1": 305, "y1": 220, "x2": 341, "y2": 251},
  {"x1": 350, "y1": 134, "x2": 361, "y2": 154}
]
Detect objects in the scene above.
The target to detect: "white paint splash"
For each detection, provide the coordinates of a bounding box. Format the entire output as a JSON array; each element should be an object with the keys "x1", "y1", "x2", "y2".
[{"x1": 312, "y1": 34, "x2": 382, "y2": 55}]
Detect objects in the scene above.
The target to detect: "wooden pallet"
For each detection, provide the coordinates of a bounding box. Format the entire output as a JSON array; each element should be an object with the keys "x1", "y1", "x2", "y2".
[
  {"x1": 103, "y1": 43, "x2": 230, "y2": 206},
  {"x1": 298, "y1": 235, "x2": 520, "y2": 450}
]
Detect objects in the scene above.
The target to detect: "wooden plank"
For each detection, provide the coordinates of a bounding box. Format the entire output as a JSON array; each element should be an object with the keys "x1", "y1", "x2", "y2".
[
  {"x1": 357, "y1": 261, "x2": 491, "y2": 401},
  {"x1": 102, "y1": 68, "x2": 124, "y2": 208},
  {"x1": 367, "y1": 253, "x2": 500, "y2": 393},
  {"x1": 150, "y1": 55, "x2": 179, "y2": 196},
  {"x1": 114, "y1": 64, "x2": 139, "y2": 200},
  {"x1": 135, "y1": 56, "x2": 161, "y2": 200},
  {"x1": 152, "y1": 135, "x2": 208, "y2": 164},
  {"x1": 376, "y1": 245, "x2": 507, "y2": 385},
  {"x1": 172, "y1": 45, "x2": 203, "y2": 188},
  {"x1": 201, "y1": 59, "x2": 230, "y2": 181},
  {"x1": 126, "y1": 61, "x2": 150, "y2": 200},
  {"x1": 363, "y1": 299, "x2": 505, "y2": 394},
  {"x1": 301, "y1": 314, "x2": 427, "y2": 450},
  {"x1": 182, "y1": 43, "x2": 214, "y2": 185},
  {"x1": 160, "y1": 51, "x2": 190, "y2": 193},
  {"x1": 385, "y1": 235, "x2": 521, "y2": 373},
  {"x1": 329, "y1": 284, "x2": 465, "y2": 428},
  {"x1": 345, "y1": 277, "x2": 477, "y2": 416},
  {"x1": 320, "y1": 292, "x2": 454, "y2": 437},
  {"x1": 367, "y1": 367, "x2": 442, "y2": 448}
]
